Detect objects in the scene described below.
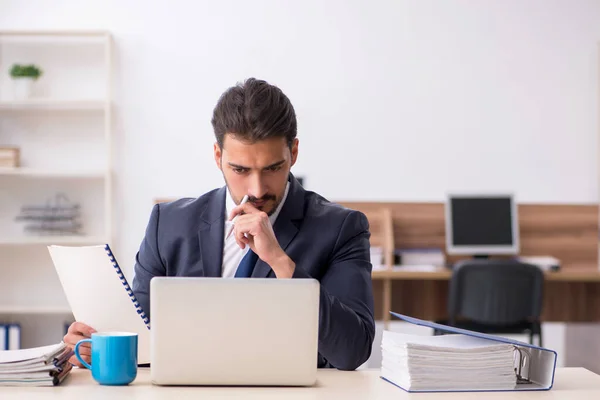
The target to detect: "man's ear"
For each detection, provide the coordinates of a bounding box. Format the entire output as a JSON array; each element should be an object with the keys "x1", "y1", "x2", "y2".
[
  {"x1": 214, "y1": 142, "x2": 222, "y2": 170},
  {"x1": 290, "y1": 138, "x2": 299, "y2": 167}
]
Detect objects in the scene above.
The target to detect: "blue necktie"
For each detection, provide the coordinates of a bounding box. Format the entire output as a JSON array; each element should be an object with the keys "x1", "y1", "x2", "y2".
[{"x1": 234, "y1": 249, "x2": 258, "y2": 278}]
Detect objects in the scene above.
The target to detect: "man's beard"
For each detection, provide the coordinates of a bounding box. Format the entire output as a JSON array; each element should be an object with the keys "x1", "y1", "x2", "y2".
[
  {"x1": 223, "y1": 176, "x2": 282, "y2": 216},
  {"x1": 248, "y1": 193, "x2": 279, "y2": 216}
]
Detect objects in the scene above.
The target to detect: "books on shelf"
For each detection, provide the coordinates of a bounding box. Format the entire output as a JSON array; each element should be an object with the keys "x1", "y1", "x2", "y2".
[
  {"x1": 0, "y1": 324, "x2": 21, "y2": 350},
  {"x1": 0, "y1": 342, "x2": 72, "y2": 386},
  {"x1": 0, "y1": 147, "x2": 19, "y2": 168},
  {"x1": 381, "y1": 313, "x2": 557, "y2": 392}
]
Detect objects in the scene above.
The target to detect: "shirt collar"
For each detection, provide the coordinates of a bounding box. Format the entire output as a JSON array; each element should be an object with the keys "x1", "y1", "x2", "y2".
[{"x1": 225, "y1": 181, "x2": 290, "y2": 226}]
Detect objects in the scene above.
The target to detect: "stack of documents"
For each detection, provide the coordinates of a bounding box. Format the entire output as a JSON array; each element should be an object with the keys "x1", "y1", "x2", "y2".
[
  {"x1": 370, "y1": 246, "x2": 384, "y2": 268},
  {"x1": 396, "y1": 248, "x2": 446, "y2": 268},
  {"x1": 381, "y1": 331, "x2": 517, "y2": 392},
  {"x1": 0, "y1": 342, "x2": 73, "y2": 386}
]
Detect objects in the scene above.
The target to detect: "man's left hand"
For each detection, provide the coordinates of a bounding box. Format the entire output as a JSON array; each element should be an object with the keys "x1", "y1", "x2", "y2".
[{"x1": 229, "y1": 203, "x2": 295, "y2": 278}]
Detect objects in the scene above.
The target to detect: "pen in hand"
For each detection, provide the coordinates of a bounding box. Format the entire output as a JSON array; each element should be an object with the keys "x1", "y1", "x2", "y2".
[{"x1": 226, "y1": 195, "x2": 249, "y2": 239}]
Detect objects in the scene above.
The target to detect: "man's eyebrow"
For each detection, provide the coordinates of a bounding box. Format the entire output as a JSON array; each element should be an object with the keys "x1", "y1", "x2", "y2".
[
  {"x1": 263, "y1": 160, "x2": 285, "y2": 169},
  {"x1": 227, "y1": 163, "x2": 249, "y2": 169},
  {"x1": 227, "y1": 160, "x2": 285, "y2": 170}
]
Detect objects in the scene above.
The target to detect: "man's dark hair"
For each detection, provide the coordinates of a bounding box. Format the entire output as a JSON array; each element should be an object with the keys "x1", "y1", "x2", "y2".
[{"x1": 211, "y1": 78, "x2": 297, "y2": 149}]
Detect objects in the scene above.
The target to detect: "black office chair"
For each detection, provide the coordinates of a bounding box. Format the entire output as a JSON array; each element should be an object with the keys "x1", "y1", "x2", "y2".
[{"x1": 434, "y1": 259, "x2": 544, "y2": 346}]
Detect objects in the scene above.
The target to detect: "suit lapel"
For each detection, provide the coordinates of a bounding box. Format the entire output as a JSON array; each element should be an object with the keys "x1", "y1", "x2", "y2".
[
  {"x1": 198, "y1": 187, "x2": 227, "y2": 277},
  {"x1": 252, "y1": 174, "x2": 305, "y2": 278}
]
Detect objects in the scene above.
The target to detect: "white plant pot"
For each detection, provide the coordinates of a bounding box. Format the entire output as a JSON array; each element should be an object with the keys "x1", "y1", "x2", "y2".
[{"x1": 12, "y1": 78, "x2": 35, "y2": 100}]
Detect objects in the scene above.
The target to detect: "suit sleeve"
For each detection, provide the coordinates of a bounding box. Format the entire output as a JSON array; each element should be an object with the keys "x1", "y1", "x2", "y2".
[
  {"x1": 132, "y1": 204, "x2": 167, "y2": 321},
  {"x1": 292, "y1": 210, "x2": 375, "y2": 370}
]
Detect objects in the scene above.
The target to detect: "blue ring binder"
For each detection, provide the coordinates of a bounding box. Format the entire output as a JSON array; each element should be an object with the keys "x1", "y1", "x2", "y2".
[
  {"x1": 104, "y1": 244, "x2": 151, "y2": 329},
  {"x1": 3, "y1": 325, "x2": 8, "y2": 351},
  {"x1": 383, "y1": 312, "x2": 558, "y2": 392}
]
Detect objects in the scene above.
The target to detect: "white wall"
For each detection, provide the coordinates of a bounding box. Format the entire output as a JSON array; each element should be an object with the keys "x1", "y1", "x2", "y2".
[
  {"x1": 1, "y1": 1, "x2": 600, "y2": 359},
  {"x1": 1, "y1": 0, "x2": 599, "y2": 269}
]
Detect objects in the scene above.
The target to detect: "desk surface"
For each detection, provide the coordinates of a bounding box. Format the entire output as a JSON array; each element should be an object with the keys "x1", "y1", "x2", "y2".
[
  {"x1": 2, "y1": 368, "x2": 600, "y2": 399},
  {"x1": 372, "y1": 267, "x2": 600, "y2": 282}
]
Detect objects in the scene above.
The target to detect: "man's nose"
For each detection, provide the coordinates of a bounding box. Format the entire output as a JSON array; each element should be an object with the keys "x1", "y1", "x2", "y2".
[{"x1": 248, "y1": 174, "x2": 267, "y2": 200}]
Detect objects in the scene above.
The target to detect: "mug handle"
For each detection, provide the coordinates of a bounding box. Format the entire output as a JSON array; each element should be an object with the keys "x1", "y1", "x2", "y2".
[{"x1": 74, "y1": 339, "x2": 92, "y2": 370}]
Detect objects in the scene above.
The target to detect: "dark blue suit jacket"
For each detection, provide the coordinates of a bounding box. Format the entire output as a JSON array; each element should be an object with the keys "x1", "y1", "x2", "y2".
[{"x1": 131, "y1": 174, "x2": 375, "y2": 370}]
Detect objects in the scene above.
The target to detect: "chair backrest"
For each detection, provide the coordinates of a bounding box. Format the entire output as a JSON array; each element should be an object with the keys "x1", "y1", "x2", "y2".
[{"x1": 448, "y1": 259, "x2": 544, "y2": 326}]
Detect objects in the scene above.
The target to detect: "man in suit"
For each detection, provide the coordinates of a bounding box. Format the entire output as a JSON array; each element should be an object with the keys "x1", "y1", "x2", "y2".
[{"x1": 64, "y1": 78, "x2": 375, "y2": 371}]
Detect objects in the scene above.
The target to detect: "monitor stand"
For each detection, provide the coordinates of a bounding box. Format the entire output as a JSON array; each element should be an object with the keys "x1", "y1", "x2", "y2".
[{"x1": 473, "y1": 254, "x2": 490, "y2": 259}]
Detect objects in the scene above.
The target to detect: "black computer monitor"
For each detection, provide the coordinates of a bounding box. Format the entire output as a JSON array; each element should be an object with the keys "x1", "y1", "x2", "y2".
[{"x1": 445, "y1": 194, "x2": 519, "y2": 257}]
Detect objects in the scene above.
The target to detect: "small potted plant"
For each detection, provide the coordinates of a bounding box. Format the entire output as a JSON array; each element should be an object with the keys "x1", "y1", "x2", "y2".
[{"x1": 9, "y1": 64, "x2": 43, "y2": 100}]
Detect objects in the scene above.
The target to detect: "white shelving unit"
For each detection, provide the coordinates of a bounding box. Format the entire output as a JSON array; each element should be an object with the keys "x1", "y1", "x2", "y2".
[
  {"x1": 0, "y1": 167, "x2": 105, "y2": 178},
  {"x1": 0, "y1": 236, "x2": 107, "y2": 246},
  {"x1": 0, "y1": 99, "x2": 106, "y2": 110},
  {"x1": 0, "y1": 31, "x2": 113, "y2": 348},
  {"x1": 0, "y1": 167, "x2": 105, "y2": 179},
  {"x1": 0, "y1": 306, "x2": 73, "y2": 315}
]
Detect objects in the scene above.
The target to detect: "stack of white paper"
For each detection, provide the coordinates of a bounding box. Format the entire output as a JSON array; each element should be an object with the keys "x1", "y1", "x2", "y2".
[
  {"x1": 0, "y1": 343, "x2": 73, "y2": 386},
  {"x1": 381, "y1": 331, "x2": 517, "y2": 392},
  {"x1": 370, "y1": 246, "x2": 384, "y2": 268}
]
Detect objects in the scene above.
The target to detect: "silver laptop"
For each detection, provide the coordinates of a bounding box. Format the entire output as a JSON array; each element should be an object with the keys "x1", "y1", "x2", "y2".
[{"x1": 149, "y1": 277, "x2": 319, "y2": 386}]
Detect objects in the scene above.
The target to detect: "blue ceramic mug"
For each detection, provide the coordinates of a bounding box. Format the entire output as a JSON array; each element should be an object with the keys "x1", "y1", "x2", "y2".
[{"x1": 74, "y1": 332, "x2": 138, "y2": 385}]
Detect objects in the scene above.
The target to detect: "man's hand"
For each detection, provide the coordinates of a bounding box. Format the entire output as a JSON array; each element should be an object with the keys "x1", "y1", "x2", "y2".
[
  {"x1": 63, "y1": 322, "x2": 96, "y2": 367},
  {"x1": 229, "y1": 202, "x2": 295, "y2": 278}
]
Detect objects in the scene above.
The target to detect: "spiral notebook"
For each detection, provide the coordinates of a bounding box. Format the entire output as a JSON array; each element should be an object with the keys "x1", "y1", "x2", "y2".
[{"x1": 48, "y1": 244, "x2": 150, "y2": 364}]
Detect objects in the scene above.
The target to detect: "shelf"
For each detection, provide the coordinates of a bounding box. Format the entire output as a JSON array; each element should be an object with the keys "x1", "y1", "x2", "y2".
[
  {"x1": 0, "y1": 167, "x2": 105, "y2": 179},
  {"x1": 0, "y1": 30, "x2": 109, "y2": 37},
  {"x1": 0, "y1": 31, "x2": 109, "y2": 46},
  {"x1": 0, "y1": 30, "x2": 112, "y2": 346},
  {"x1": 0, "y1": 306, "x2": 72, "y2": 314},
  {"x1": 372, "y1": 267, "x2": 451, "y2": 280},
  {"x1": 0, "y1": 236, "x2": 107, "y2": 246},
  {"x1": 0, "y1": 99, "x2": 107, "y2": 111}
]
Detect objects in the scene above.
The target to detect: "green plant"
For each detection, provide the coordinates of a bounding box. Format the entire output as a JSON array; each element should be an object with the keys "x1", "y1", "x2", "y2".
[{"x1": 9, "y1": 64, "x2": 43, "y2": 80}]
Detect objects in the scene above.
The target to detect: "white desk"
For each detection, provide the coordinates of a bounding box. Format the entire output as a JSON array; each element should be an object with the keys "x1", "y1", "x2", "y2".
[{"x1": 2, "y1": 368, "x2": 600, "y2": 399}]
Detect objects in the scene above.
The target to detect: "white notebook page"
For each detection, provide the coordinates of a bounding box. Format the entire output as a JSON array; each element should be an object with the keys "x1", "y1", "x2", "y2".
[{"x1": 48, "y1": 245, "x2": 150, "y2": 364}]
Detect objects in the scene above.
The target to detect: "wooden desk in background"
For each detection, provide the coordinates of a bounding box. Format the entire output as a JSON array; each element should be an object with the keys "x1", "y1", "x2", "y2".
[
  {"x1": 338, "y1": 201, "x2": 600, "y2": 327},
  {"x1": 4, "y1": 368, "x2": 600, "y2": 399}
]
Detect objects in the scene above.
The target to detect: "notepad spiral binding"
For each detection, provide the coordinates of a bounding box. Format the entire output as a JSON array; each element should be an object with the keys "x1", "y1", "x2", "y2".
[{"x1": 104, "y1": 244, "x2": 151, "y2": 329}]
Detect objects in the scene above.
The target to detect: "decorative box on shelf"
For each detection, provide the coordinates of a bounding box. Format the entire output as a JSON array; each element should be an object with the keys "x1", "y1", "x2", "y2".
[{"x1": 0, "y1": 147, "x2": 20, "y2": 168}]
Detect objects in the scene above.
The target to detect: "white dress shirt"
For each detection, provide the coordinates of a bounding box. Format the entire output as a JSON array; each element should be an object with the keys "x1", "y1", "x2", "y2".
[{"x1": 221, "y1": 182, "x2": 290, "y2": 278}]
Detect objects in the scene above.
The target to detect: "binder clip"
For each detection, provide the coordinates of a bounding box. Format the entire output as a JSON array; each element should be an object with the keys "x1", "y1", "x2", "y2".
[{"x1": 513, "y1": 346, "x2": 532, "y2": 384}]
